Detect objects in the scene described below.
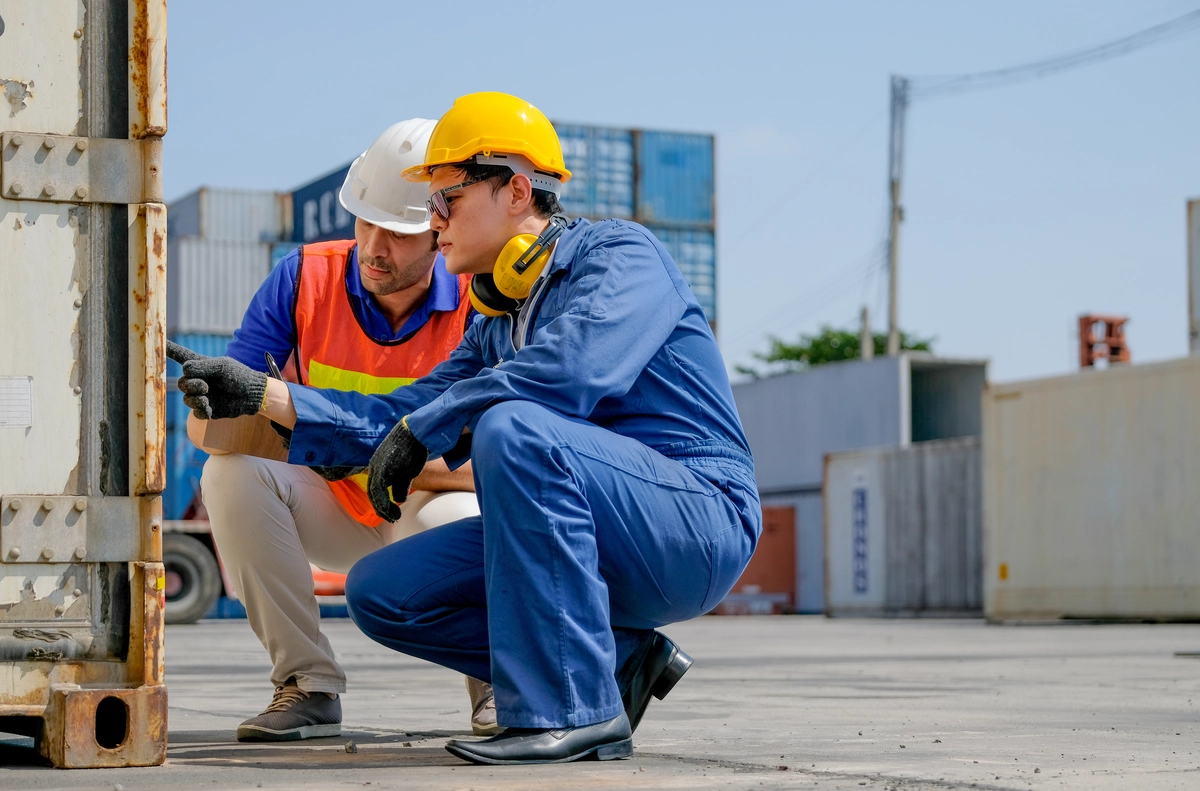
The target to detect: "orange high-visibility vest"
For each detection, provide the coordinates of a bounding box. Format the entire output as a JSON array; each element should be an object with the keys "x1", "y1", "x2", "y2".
[{"x1": 292, "y1": 240, "x2": 473, "y2": 526}]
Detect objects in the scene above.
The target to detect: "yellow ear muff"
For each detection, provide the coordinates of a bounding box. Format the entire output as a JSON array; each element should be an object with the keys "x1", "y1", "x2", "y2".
[
  {"x1": 466, "y1": 215, "x2": 568, "y2": 317},
  {"x1": 493, "y1": 234, "x2": 552, "y2": 300},
  {"x1": 468, "y1": 275, "x2": 514, "y2": 317}
]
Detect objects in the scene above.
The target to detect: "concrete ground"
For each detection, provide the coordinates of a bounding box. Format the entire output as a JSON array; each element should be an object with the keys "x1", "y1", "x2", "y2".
[{"x1": 1, "y1": 616, "x2": 1198, "y2": 790}]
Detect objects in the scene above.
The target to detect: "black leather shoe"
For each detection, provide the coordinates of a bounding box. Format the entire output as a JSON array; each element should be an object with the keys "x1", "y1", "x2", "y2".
[
  {"x1": 444, "y1": 712, "x2": 633, "y2": 765},
  {"x1": 619, "y1": 631, "x2": 693, "y2": 733}
]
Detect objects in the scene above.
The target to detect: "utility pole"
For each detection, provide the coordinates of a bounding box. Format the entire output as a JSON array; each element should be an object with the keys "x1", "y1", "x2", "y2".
[
  {"x1": 886, "y1": 75, "x2": 909, "y2": 356},
  {"x1": 860, "y1": 305, "x2": 874, "y2": 360}
]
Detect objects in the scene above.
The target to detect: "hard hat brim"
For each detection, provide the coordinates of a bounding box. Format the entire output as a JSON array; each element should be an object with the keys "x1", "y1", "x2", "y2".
[{"x1": 402, "y1": 163, "x2": 433, "y2": 183}]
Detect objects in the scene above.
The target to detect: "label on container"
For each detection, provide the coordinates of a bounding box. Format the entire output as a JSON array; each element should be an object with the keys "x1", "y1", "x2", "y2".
[
  {"x1": 0, "y1": 376, "x2": 33, "y2": 428},
  {"x1": 852, "y1": 486, "x2": 868, "y2": 593}
]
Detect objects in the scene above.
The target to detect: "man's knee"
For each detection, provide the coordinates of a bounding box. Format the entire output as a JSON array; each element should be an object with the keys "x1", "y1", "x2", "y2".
[
  {"x1": 201, "y1": 453, "x2": 284, "y2": 515},
  {"x1": 473, "y1": 401, "x2": 556, "y2": 462},
  {"x1": 203, "y1": 452, "x2": 257, "y2": 488},
  {"x1": 344, "y1": 552, "x2": 389, "y2": 634},
  {"x1": 346, "y1": 524, "x2": 486, "y2": 636},
  {"x1": 345, "y1": 546, "x2": 427, "y2": 639}
]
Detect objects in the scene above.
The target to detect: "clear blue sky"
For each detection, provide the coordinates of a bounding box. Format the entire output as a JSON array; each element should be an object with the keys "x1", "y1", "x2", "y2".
[{"x1": 164, "y1": 0, "x2": 1200, "y2": 383}]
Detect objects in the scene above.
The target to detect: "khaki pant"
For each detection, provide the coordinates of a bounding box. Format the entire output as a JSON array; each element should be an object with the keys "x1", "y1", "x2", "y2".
[{"x1": 201, "y1": 453, "x2": 480, "y2": 694}]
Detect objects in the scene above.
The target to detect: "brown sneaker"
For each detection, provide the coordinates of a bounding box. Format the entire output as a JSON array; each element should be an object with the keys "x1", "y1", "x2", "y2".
[
  {"x1": 236, "y1": 677, "x2": 342, "y2": 742},
  {"x1": 465, "y1": 676, "x2": 502, "y2": 736}
]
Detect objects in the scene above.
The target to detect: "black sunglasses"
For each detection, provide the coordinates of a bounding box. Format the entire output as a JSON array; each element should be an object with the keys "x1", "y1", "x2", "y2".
[{"x1": 427, "y1": 177, "x2": 486, "y2": 221}]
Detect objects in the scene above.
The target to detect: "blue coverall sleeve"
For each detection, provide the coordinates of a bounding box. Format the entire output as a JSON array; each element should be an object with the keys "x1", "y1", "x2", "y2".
[
  {"x1": 223, "y1": 250, "x2": 302, "y2": 371},
  {"x1": 285, "y1": 322, "x2": 490, "y2": 467},
  {"x1": 406, "y1": 234, "x2": 689, "y2": 457}
]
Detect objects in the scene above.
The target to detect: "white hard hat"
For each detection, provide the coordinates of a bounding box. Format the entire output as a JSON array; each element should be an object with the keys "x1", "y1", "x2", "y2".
[{"x1": 339, "y1": 118, "x2": 437, "y2": 234}]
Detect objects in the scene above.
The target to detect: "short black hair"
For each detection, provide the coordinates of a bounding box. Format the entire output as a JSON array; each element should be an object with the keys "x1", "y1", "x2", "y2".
[{"x1": 447, "y1": 160, "x2": 563, "y2": 219}]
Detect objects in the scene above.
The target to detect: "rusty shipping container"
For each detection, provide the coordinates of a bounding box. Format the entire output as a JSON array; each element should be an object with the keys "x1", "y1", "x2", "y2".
[
  {"x1": 984, "y1": 358, "x2": 1200, "y2": 621},
  {"x1": 0, "y1": 0, "x2": 168, "y2": 767},
  {"x1": 824, "y1": 438, "x2": 982, "y2": 617}
]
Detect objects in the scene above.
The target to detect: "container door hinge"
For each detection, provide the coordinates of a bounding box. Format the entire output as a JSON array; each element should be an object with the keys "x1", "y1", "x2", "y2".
[{"x1": 0, "y1": 133, "x2": 162, "y2": 205}]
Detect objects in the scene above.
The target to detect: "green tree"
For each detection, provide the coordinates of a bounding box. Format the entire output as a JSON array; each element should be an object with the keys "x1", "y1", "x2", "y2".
[{"x1": 736, "y1": 325, "x2": 934, "y2": 378}]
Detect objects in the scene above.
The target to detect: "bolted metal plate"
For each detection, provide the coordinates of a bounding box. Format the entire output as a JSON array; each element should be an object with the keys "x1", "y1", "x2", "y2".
[
  {"x1": 1, "y1": 496, "x2": 88, "y2": 564},
  {"x1": 0, "y1": 132, "x2": 159, "y2": 205},
  {"x1": 0, "y1": 496, "x2": 141, "y2": 564},
  {"x1": 83, "y1": 496, "x2": 142, "y2": 562}
]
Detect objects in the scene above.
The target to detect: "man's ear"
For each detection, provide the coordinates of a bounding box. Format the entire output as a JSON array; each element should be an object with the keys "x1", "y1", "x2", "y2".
[{"x1": 506, "y1": 173, "x2": 535, "y2": 216}]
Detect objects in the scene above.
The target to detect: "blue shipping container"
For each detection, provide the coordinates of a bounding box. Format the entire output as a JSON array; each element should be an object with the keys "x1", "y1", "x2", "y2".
[
  {"x1": 271, "y1": 241, "x2": 298, "y2": 270},
  {"x1": 636, "y1": 131, "x2": 714, "y2": 226},
  {"x1": 646, "y1": 225, "x2": 716, "y2": 323},
  {"x1": 555, "y1": 124, "x2": 634, "y2": 220},
  {"x1": 165, "y1": 426, "x2": 208, "y2": 520},
  {"x1": 165, "y1": 334, "x2": 230, "y2": 518},
  {"x1": 291, "y1": 163, "x2": 354, "y2": 244}
]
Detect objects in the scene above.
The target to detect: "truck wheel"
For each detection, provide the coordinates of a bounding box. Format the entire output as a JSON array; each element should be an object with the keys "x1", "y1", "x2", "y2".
[{"x1": 163, "y1": 533, "x2": 222, "y2": 624}]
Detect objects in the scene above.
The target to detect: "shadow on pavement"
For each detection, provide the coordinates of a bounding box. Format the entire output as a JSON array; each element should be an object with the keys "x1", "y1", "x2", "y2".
[
  {"x1": 0, "y1": 737, "x2": 43, "y2": 767},
  {"x1": 165, "y1": 728, "x2": 467, "y2": 770}
]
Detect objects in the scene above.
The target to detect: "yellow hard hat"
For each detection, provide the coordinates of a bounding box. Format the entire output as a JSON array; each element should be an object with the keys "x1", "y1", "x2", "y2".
[{"x1": 402, "y1": 92, "x2": 572, "y2": 184}]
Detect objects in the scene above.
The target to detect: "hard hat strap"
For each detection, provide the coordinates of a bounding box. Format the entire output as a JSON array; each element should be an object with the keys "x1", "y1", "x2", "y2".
[{"x1": 475, "y1": 152, "x2": 564, "y2": 195}]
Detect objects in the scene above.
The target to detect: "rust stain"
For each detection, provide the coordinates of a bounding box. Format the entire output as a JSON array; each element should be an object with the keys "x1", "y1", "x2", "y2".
[
  {"x1": 140, "y1": 564, "x2": 165, "y2": 684},
  {"x1": 129, "y1": 1, "x2": 150, "y2": 137},
  {"x1": 40, "y1": 685, "x2": 167, "y2": 767},
  {"x1": 152, "y1": 228, "x2": 164, "y2": 258},
  {"x1": 129, "y1": 1, "x2": 167, "y2": 138}
]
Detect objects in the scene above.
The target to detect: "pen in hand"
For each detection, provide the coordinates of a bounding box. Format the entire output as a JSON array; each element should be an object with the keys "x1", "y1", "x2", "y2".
[
  {"x1": 264, "y1": 352, "x2": 283, "y2": 381},
  {"x1": 263, "y1": 352, "x2": 292, "y2": 448}
]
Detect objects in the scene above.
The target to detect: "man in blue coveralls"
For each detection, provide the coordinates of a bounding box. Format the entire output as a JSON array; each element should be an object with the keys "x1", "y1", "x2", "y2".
[{"x1": 170, "y1": 92, "x2": 761, "y2": 766}]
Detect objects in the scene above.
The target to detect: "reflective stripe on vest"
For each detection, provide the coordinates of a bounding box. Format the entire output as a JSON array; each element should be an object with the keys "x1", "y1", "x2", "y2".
[{"x1": 293, "y1": 240, "x2": 473, "y2": 526}]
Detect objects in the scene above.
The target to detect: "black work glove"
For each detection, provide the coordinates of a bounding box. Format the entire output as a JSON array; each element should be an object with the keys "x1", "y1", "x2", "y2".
[
  {"x1": 311, "y1": 465, "x2": 366, "y2": 482},
  {"x1": 167, "y1": 341, "x2": 268, "y2": 420},
  {"x1": 366, "y1": 417, "x2": 428, "y2": 522}
]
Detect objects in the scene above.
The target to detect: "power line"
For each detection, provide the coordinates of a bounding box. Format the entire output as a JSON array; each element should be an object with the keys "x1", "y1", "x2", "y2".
[
  {"x1": 724, "y1": 238, "x2": 887, "y2": 349},
  {"x1": 882, "y1": 7, "x2": 1200, "y2": 358},
  {"x1": 725, "y1": 106, "x2": 888, "y2": 249},
  {"x1": 910, "y1": 9, "x2": 1200, "y2": 99}
]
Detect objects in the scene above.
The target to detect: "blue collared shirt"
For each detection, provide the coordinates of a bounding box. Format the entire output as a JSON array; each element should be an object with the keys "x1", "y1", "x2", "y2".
[
  {"x1": 287, "y1": 219, "x2": 755, "y2": 487},
  {"x1": 224, "y1": 246, "x2": 461, "y2": 372}
]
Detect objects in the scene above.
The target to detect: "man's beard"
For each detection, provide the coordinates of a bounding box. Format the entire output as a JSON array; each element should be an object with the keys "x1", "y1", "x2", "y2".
[{"x1": 359, "y1": 254, "x2": 435, "y2": 296}]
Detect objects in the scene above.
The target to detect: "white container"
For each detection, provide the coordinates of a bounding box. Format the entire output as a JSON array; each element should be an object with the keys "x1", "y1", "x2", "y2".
[
  {"x1": 168, "y1": 186, "x2": 291, "y2": 242},
  {"x1": 167, "y1": 236, "x2": 271, "y2": 334},
  {"x1": 824, "y1": 437, "x2": 982, "y2": 616},
  {"x1": 984, "y1": 357, "x2": 1200, "y2": 620},
  {"x1": 733, "y1": 354, "x2": 986, "y2": 613}
]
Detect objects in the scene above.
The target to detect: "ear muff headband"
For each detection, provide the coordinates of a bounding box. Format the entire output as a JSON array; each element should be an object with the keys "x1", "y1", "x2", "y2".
[{"x1": 469, "y1": 215, "x2": 568, "y2": 315}]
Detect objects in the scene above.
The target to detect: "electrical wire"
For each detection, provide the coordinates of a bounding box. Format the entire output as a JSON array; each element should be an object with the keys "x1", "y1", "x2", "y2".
[
  {"x1": 724, "y1": 107, "x2": 889, "y2": 249},
  {"x1": 909, "y1": 8, "x2": 1200, "y2": 100},
  {"x1": 724, "y1": 237, "x2": 887, "y2": 349}
]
